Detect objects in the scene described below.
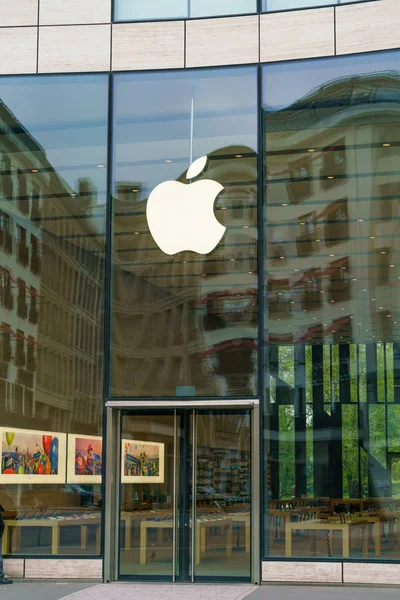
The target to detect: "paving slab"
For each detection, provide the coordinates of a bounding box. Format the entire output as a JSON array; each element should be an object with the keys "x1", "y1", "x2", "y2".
[
  {"x1": 61, "y1": 583, "x2": 256, "y2": 600},
  {"x1": 0, "y1": 581, "x2": 96, "y2": 600},
  {"x1": 248, "y1": 585, "x2": 400, "y2": 600}
]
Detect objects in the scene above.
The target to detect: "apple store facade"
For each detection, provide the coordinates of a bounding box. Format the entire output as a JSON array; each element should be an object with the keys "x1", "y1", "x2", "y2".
[{"x1": 1, "y1": 0, "x2": 400, "y2": 587}]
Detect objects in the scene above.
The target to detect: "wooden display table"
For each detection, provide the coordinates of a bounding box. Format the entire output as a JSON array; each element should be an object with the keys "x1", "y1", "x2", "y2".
[
  {"x1": 2, "y1": 515, "x2": 101, "y2": 555},
  {"x1": 139, "y1": 516, "x2": 232, "y2": 566},
  {"x1": 285, "y1": 519, "x2": 371, "y2": 558}
]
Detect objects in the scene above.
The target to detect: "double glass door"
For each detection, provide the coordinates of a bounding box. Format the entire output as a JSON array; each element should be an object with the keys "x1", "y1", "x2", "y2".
[{"x1": 118, "y1": 409, "x2": 251, "y2": 581}]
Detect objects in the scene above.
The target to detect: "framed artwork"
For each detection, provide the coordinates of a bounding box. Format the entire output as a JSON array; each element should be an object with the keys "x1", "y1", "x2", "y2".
[
  {"x1": 0, "y1": 427, "x2": 67, "y2": 484},
  {"x1": 121, "y1": 439, "x2": 165, "y2": 484},
  {"x1": 67, "y1": 434, "x2": 102, "y2": 484}
]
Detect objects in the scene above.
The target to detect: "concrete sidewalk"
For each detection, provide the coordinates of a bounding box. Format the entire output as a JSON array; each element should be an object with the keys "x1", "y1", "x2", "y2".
[{"x1": 2, "y1": 582, "x2": 400, "y2": 600}]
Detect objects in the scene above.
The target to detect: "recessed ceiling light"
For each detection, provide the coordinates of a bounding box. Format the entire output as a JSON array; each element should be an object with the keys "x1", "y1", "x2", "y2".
[
  {"x1": 316, "y1": 239, "x2": 320, "y2": 242},
  {"x1": 380, "y1": 306, "x2": 384, "y2": 309},
  {"x1": 235, "y1": 154, "x2": 242, "y2": 158},
  {"x1": 352, "y1": 278, "x2": 357, "y2": 281},
  {"x1": 327, "y1": 175, "x2": 335, "y2": 180},
  {"x1": 282, "y1": 203, "x2": 288, "y2": 207},
  {"x1": 165, "y1": 159, "x2": 173, "y2": 163},
  {"x1": 221, "y1": 207, "x2": 227, "y2": 210},
  {"x1": 382, "y1": 143, "x2": 391, "y2": 147},
  {"x1": 331, "y1": 300, "x2": 334, "y2": 303},
  {"x1": 202, "y1": 273, "x2": 207, "y2": 277},
  {"x1": 308, "y1": 148, "x2": 316, "y2": 153},
  {"x1": 243, "y1": 225, "x2": 249, "y2": 229},
  {"x1": 358, "y1": 219, "x2": 364, "y2": 222},
  {"x1": 279, "y1": 256, "x2": 285, "y2": 259},
  {"x1": 132, "y1": 189, "x2": 139, "y2": 193},
  {"x1": 31, "y1": 169, "x2": 38, "y2": 173},
  {"x1": 381, "y1": 251, "x2": 386, "y2": 254},
  {"x1": 230, "y1": 258, "x2": 235, "y2": 262},
  {"x1": 71, "y1": 193, "x2": 77, "y2": 197},
  {"x1": 303, "y1": 309, "x2": 306, "y2": 312},
  {"x1": 248, "y1": 271, "x2": 253, "y2": 274},
  {"x1": 390, "y1": 264, "x2": 395, "y2": 267},
  {"x1": 182, "y1": 261, "x2": 187, "y2": 264},
  {"x1": 134, "y1": 231, "x2": 140, "y2": 235},
  {"x1": 363, "y1": 289, "x2": 367, "y2": 292},
  {"x1": 341, "y1": 308, "x2": 344, "y2": 311},
  {"x1": 294, "y1": 269, "x2": 299, "y2": 272},
  {"x1": 370, "y1": 236, "x2": 375, "y2": 239},
  {"x1": 358, "y1": 322, "x2": 362, "y2": 325},
  {"x1": 371, "y1": 298, "x2": 375, "y2": 301},
  {"x1": 96, "y1": 164, "x2": 104, "y2": 168},
  {"x1": 387, "y1": 314, "x2": 391, "y2": 317}
]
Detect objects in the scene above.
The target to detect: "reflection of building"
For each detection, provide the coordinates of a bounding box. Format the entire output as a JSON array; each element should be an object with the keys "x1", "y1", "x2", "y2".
[
  {"x1": 112, "y1": 146, "x2": 258, "y2": 397},
  {"x1": 265, "y1": 72, "x2": 400, "y2": 522},
  {"x1": 0, "y1": 101, "x2": 104, "y2": 436},
  {"x1": 266, "y1": 73, "x2": 400, "y2": 347}
]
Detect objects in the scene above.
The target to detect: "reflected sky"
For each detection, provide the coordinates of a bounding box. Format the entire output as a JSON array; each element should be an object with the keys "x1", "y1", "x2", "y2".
[{"x1": 263, "y1": 50, "x2": 400, "y2": 111}]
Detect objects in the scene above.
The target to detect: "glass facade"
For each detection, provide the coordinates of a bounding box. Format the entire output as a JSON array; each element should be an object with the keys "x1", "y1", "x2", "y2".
[
  {"x1": 111, "y1": 68, "x2": 258, "y2": 398},
  {"x1": 0, "y1": 75, "x2": 108, "y2": 555},
  {"x1": 114, "y1": 0, "x2": 371, "y2": 21},
  {"x1": 263, "y1": 50, "x2": 400, "y2": 560},
  {"x1": 0, "y1": 49, "x2": 399, "y2": 571},
  {"x1": 114, "y1": 0, "x2": 257, "y2": 22},
  {"x1": 263, "y1": 0, "x2": 370, "y2": 11}
]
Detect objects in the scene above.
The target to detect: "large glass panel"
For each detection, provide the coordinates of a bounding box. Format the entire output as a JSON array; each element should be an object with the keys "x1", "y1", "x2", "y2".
[
  {"x1": 115, "y1": 0, "x2": 256, "y2": 22},
  {"x1": 0, "y1": 75, "x2": 107, "y2": 555},
  {"x1": 193, "y1": 410, "x2": 251, "y2": 580},
  {"x1": 263, "y1": 0, "x2": 371, "y2": 11},
  {"x1": 119, "y1": 413, "x2": 177, "y2": 578},
  {"x1": 263, "y1": 50, "x2": 400, "y2": 560},
  {"x1": 111, "y1": 67, "x2": 258, "y2": 398}
]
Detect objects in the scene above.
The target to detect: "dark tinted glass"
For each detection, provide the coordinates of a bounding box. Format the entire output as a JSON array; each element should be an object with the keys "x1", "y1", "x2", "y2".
[
  {"x1": 0, "y1": 75, "x2": 108, "y2": 555},
  {"x1": 111, "y1": 67, "x2": 258, "y2": 398},
  {"x1": 115, "y1": 0, "x2": 257, "y2": 21},
  {"x1": 263, "y1": 51, "x2": 400, "y2": 559}
]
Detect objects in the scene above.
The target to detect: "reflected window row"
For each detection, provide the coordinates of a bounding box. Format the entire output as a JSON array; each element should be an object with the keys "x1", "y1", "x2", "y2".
[{"x1": 115, "y1": 0, "x2": 371, "y2": 22}]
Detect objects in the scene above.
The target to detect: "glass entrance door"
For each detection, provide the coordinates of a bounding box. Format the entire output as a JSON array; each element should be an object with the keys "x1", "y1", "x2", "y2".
[{"x1": 118, "y1": 409, "x2": 251, "y2": 582}]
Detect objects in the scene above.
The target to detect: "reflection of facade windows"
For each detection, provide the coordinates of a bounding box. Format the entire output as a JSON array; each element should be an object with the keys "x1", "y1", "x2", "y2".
[
  {"x1": 0, "y1": 210, "x2": 12, "y2": 254},
  {"x1": 17, "y1": 278, "x2": 28, "y2": 319},
  {"x1": 31, "y1": 233, "x2": 41, "y2": 274},
  {"x1": 0, "y1": 268, "x2": 13, "y2": 310},
  {"x1": 296, "y1": 212, "x2": 317, "y2": 256},
  {"x1": 328, "y1": 257, "x2": 350, "y2": 303},
  {"x1": 321, "y1": 138, "x2": 346, "y2": 190},
  {"x1": 301, "y1": 268, "x2": 321, "y2": 311},
  {"x1": 16, "y1": 224, "x2": 29, "y2": 266},
  {"x1": 324, "y1": 198, "x2": 349, "y2": 247},
  {"x1": 286, "y1": 158, "x2": 312, "y2": 203}
]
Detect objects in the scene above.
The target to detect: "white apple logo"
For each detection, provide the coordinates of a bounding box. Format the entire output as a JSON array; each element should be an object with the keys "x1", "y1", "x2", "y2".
[{"x1": 146, "y1": 155, "x2": 226, "y2": 255}]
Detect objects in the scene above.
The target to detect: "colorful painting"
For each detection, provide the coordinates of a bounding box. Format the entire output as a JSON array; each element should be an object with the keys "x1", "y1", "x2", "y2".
[
  {"x1": 121, "y1": 439, "x2": 164, "y2": 484},
  {"x1": 0, "y1": 427, "x2": 66, "y2": 484},
  {"x1": 67, "y1": 435, "x2": 102, "y2": 484}
]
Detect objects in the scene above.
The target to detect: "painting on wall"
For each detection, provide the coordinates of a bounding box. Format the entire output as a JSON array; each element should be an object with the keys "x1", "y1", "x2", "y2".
[
  {"x1": 67, "y1": 434, "x2": 102, "y2": 484},
  {"x1": 121, "y1": 439, "x2": 165, "y2": 484},
  {"x1": 0, "y1": 427, "x2": 67, "y2": 484}
]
